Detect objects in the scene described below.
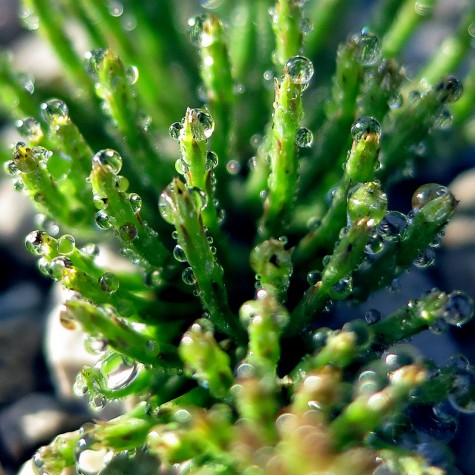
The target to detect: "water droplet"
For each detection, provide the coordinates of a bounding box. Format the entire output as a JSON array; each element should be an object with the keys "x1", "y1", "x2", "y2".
[
  {"x1": 89, "y1": 395, "x2": 107, "y2": 411},
  {"x1": 188, "y1": 14, "x2": 213, "y2": 47},
  {"x1": 3, "y1": 160, "x2": 18, "y2": 176},
  {"x1": 82, "y1": 243, "x2": 100, "y2": 257},
  {"x1": 205, "y1": 150, "x2": 218, "y2": 171},
  {"x1": 25, "y1": 230, "x2": 48, "y2": 255},
  {"x1": 383, "y1": 344, "x2": 420, "y2": 372},
  {"x1": 93, "y1": 149, "x2": 122, "y2": 174},
  {"x1": 118, "y1": 222, "x2": 138, "y2": 241},
  {"x1": 448, "y1": 353, "x2": 470, "y2": 370},
  {"x1": 300, "y1": 17, "x2": 313, "y2": 35},
  {"x1": 355, "y1": 28, "x2": 381, "y2": 66},
  {"x1": 443, "y1": 291, "x2": 474, "y2": 326},
  {"x1": 16, "y1": 117, "x2": 43, "y2": 141},
  {"x1": 365, "y1": 233, "x2": 385, "y2": 255},
  {"x1": 329, "y1": 277, "x2": 352, "y2": 299},
  {"x1": 145, "y1": 340, "x2": 159, "y2": 356},
  {"x1": 101, "y1": 353, "x2": 138, "y2": 390},
  {"x1": 40, "y1": 99, "x2": 69, "y2": 124},
  {"x1": 387, "y1": 92, "x2": 403, "y2": 109},
  {"x1": 13, "y1": 179, "x2": 24, "y2": 192},
  {"x1": 126, "y1": 65, "x2": 138, "y2": 84},
  {"x1": 129, "y1": 193, "x2": 142, "y2": 213},
  {"x1": 182, "y1": 267, "x2": 196, "y2": 285},
  {"x1": 284, "y1": 55, "x2": 314, "y2": 85},
  {"x1": 84, "y1": 335, "x2": 107, "y2": 355},
  {"x1": 433, "y1": 108, "x2": 453, "y2": 130},
  {"x1": 414, "y1": 247, "x2": 435, "y2": 268},
  {"x1": 307, "y1": 270, "x2": 321, "y2": 286},
  {"x1": 295, "y1": 127, "x2": 313, "y2": 147},
  {"x1": 351, "y1": 116, "x2": 381, "y2": 140},
  {"x1": 347, "y1": 182, "x2": 387, "y2": 224},
  {"x1": 73, "y1": 372, "x2": 89, "y2": 397},
  {"x1": 169, "y1": 121, "x2": 183, "y2": 141},
  {"x1": 57, "y1": 234, "x2": 75, "y2": 255},
  {"x1": 190, "y1": 187, "x2": 208, "y2": 211},
  {"x1": 226, "y1": 160, "x2": 240, "y2": 174},
  {"x1": 173, "y1": 245, "x2": 187, "y2": 262},
  {"x1": 194, "y1": 108, "x2": 215, "y2": 139},
  {"x1": 364, "y1": 308, "x2": 381, "y2": 324},
  {"x1": 99, "y1": 272, "x2": 119, "y2": 293},
  {"x1": 84, "y1": 49, "x2": 106, "y2": 80},
  {"x1": 95, "y1": 210, "x2": 114, "y2": 230},
  {"x1": 449, "y1": 368, "x2": 475, "y2": 413},
  {"x1": 411, "y1": 183, "x2": 450, "y2": 211},
  {"x1": 430, "y1": 317, "x2": 448, "y2": 335},
  {"x1": 200, "y1": 0, "x2": 223, "y2": 8},
  {"x1": 435, "y1": 75, "x2": 463, "y2": 103},
  {"x1": 378, "y1": 211, "x2": 408, "y2": 241},
  {"x1": 174, "y1": 159, "x2": 187, "y2": 175},
  {"x1": 108, "y1": 0, "x2": 124, "y2": 17},
  {"x1": 19, "y1": 6, "x2": 39, "y2": 30},
  {"x1": 343, "y1": 319, "x2": 371, "y2": 346},
  {"x1": 49, "y1": 256, "x2": 73, "y2": 280},
  {"x1": 311, "y1": 327, "x2": 332, "y2": 350}
]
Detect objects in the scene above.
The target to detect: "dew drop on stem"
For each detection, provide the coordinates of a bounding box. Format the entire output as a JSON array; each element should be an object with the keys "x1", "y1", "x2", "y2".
[
  {"x1": 355, "y1": 28, "x2": 381, "y2": 66},
  {"x1": 98, "y1": 272, "x2": 120, "y2": 293},
  {"x1": 284, "y1": 55, "x2": 314, "y2": 86},
  {"x1": 84, "y1": 49, "x2": 107, "y2": 80},
  {"x1": 93, "y1": 149, "x2": 123, "y2": 174},
  {"x1": 350, "y1": 116, "x2": 381, "y2": 141},
  {"x1": 40, "y1": 99, "x2": 69, "y2": 124},
  {"x1": 295, "y1": 127, "x2": 313, "y2": 148},
  {"x1": 57, "y1": 234, "x2": 76, "y2": 255},
  {"x1": 411, "y1": 183, "x2": 450, "y2": 211}
]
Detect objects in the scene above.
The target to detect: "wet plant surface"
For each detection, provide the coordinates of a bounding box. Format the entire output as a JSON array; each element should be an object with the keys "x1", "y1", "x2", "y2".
[{"x1": 0, "y1": 0, "x2": 475, "y2": 474}]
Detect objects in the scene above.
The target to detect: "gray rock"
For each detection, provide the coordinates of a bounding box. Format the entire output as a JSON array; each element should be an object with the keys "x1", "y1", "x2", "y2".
[
  {"x1": 0, "y1": 393, "x2": 85, "y2": 462},
  {"x1": 0, "y1": 283, "x2": 44, "y2": 404}
]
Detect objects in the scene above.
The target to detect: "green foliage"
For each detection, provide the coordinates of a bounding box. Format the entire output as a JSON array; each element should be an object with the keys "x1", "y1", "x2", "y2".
[{"x1": 1, "y1": 0, "x2": 475, "y2": 473}]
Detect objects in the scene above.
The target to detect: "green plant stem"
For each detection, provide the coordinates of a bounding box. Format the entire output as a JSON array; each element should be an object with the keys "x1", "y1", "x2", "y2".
[{"x1": 381, "y1": 0, "x2": 436, "y2": 58}]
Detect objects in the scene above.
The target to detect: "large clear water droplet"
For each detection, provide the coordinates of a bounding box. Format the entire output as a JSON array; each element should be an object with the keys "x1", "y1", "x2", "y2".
[
  {"x1": 413, "y1": 247, "x2": 435, "y2": 268},
  {"x1": 25, "y1": 230, "x2": 48, "y2": 255},
  {"x1": 93, "y1": 149, "x2": 123, "y2": 174},
  {"x1": 355, "y1": 28, "x2": 381, "y2": 66},
  {"x1": 40, "y1": 99, "x2": 69, "y2": 124},
  {"x1": 99, "y1": 272, "x2": 119, "y2": 293},
  {"x1": 284, "y1": 55, "x2": 314, "y2": 85},
  {"x1": 169, "y1": 121, "x2": 183, "y2": 141},
  {"x1": 95, "y1": 210, "x2": 114, "y2": 230},
  {"x1": 129, "y1": 193, "x2": 142, "y2": 212},
  {"x1": 118, "y1": 222, "x2": 138, "y2": 242},
  {"x1": 188, "y1": 14, "x2": 213, "y2": 47},
  {"x1": 351, "y1": 116, "x2": 381, "y2": 140},
  {"x1": 173, "y1": 245, "x2": 187, "y2": 262},
  {"x1": 443, "y1": 291, "x2": 474, "y2": 326},
  {"x1": 205, "y1": 150, "x2": 218, "y2": 171},
  {"x1": 182, "y1": 267, "x2": 196, "y2": 285},
  {"x1": 378, "y1": 211, "x2": 408, "y2": 242},
  {"x1": 158, "y1": 183, "x2": 177, "y2": 224},
  {"x1": 295, "y1": 127, "x2": 313, "y2": 147},
  {"x1": 194, "y1": 108, "x2": 215, "y2": 139},
  {"x1": 57, "y1": 234, "x2": 76, "y2": 255},
  {"x1": 411, "y1": 183, "x2": 450, "y2": 211}
]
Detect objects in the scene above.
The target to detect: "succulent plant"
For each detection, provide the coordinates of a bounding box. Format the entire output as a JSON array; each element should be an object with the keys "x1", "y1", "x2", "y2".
[{"x1": 1, "y1": 0, "x2": 475, "y2": 474}]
